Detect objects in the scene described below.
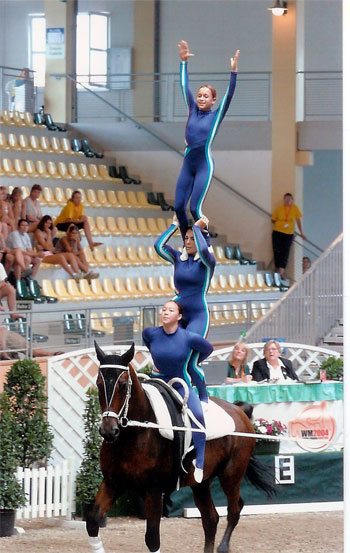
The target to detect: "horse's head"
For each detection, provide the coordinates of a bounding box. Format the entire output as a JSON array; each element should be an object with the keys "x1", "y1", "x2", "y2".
[{"x1": 95, "y1": 341, "x2": 135, "y2": 442}]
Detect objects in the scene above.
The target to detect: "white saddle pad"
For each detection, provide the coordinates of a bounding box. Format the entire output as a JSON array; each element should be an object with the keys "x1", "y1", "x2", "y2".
[{"x1": 142, "y1": 383, "x2": 235, "y2": 441}]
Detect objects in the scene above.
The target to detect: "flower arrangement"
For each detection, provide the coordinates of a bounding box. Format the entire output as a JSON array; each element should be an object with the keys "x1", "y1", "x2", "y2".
[{"x1": 253, "y1": 418, "x2": 287, "y2": 442}]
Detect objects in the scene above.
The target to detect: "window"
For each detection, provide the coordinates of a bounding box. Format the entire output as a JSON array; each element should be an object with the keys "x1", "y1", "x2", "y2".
[
  {"x1": 29, "y1": 12, "x2": 109, "y2": 89},
  {"x1": 77, "y1": 12, "x2": 109, "y2": 88},
  {"x1": 29, "y1": 15, "x2": 46, "y2": 87}
]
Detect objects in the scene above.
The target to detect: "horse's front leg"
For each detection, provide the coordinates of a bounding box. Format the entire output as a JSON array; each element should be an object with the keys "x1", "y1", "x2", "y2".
[
  {"x1": 86, "y1": 478, "x2": 121, "y2": 553},
  {"x1": 143, "y1": 488, "x2": 163, "y2": 553}
]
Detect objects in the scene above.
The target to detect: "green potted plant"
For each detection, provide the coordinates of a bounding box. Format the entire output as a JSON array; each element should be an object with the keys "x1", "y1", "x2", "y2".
[
  {"x1": 4, "y1": 359, "x2": 53, "y2": 467},
  {"x1": 0, "y1": 392, "x2": 26, "y2": 537},
  {"x1": 319, "y1": 357, "x2": 343, "y2": 382},
  {"x1": 75, "y1": 387, "x2": 104, "y2": 521},
  {"x1": 253, "y1": 417, "x2": 287, "y2": 455}
]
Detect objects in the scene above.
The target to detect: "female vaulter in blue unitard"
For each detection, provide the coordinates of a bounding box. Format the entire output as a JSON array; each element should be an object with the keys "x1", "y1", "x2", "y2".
[
  {"x1": 154, "y1": 214, "x2": 215, "y2": 404},
  {"x1": 143, "y1": 300, "x2": 213, "y2": 483},
  {"x1": 175, "y1": 40, "x2": 240, "y2": 240}
]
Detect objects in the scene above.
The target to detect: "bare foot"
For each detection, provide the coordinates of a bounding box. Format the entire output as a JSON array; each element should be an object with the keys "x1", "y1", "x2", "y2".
[{"x1": 90, "y1": 242, "x2": 102, "y2": 251}]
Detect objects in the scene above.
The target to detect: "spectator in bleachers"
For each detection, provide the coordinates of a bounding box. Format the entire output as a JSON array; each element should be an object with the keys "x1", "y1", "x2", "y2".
[
  {"x1": 0, "y1": 229, "x2": 15, "y2": 275},
  {"x1": 55, "y1": 223, "x2": 99, "y2": 281},
  {"x1": 10, "y1": 187, "x2": 25, "y2": 224},
  {"x1": 34, "y1": 216, "x2": 85, "y2": 281},
  {"x1": 3, "y1": 328, "x2": 63, "y2": 359},
  {"x1": 0, "y1": 185, "x2": 15, "y2": 239},
  {"x1": 54, "y1": 190, "x2": 101, "y2": 251},
  {"x1": 302, "y1": 256, "x2": 311, "y2": 273},
  {"x1": 6, "y1": 219, "x2": 42, "y2": 282},
  {"x1": 0, "y1": 262, "x2": 19, "y2": 322},
  {"x1": 24, "y1": 184, "x2": 43, "y2": 233},
  {"x1": 226, "y1": 342, "x2": 252, "y2": 384}
]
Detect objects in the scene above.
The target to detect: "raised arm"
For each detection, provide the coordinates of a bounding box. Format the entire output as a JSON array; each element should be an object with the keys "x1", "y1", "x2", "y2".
[
  {"x1": 178, "y1": 40, "x2": 195, "y2": 110},
  {"x1": 154, "y1": 217, "x2": 180, "y2": 264},
  {"x1": 214, "y1": 49, "x2": 240, "y2": 122}
]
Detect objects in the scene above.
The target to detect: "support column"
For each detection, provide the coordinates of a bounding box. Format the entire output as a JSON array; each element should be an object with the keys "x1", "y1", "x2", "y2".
[
  {"x1": 44, "y1": 0, "x2": 76, "y2": 124},
  {"x1": 133, "y1": 0, "x2": 155, "y2": 122},
  {"x1": 271, "y1": 0, "x2": 305, "y2": 281}
]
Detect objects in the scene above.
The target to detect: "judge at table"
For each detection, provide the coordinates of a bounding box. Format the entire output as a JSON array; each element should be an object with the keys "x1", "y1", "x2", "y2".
[{"x1": 251, "y1": 340, "x2": 299, "y2": 383}]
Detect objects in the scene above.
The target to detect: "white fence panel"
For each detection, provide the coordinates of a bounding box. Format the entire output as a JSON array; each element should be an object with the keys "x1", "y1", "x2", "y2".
[{"x1": 16, "y1": 459, "x2": 75, "y2": 520}]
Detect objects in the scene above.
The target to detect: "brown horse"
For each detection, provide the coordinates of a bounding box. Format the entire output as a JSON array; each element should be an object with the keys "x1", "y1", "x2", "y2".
[{"x1": 86, "y1": 342, "x2": 275, "y2": 553}]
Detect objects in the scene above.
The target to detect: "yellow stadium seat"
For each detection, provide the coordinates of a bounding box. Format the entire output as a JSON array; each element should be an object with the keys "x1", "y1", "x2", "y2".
[
  {"x1": 102, "y1": 278, "x2": 119, "y2": 300},
  {"x1": 86, "y1": 188, "x2": 98, "y2": 206},
  {"x1": 18, "y1": 134, "x2": 32, "y2": 151},
  {"x1": 83, "y1": 247, "x2": 98, "y2": 268},
  {"x1": 147, "y1": 245, "x2": 164, "y2": 265},
  {"x1": 106, "y1": 216, "x2": 120, "y2": 236},
  {"x1": 106, "y1": 190, "x2": 120, "y2": 207},
  {"x1": 47, "y1": 161, "x2": 61, "y2": 180},
  {"x1": 113, "y1": 277, "x2": 131, "y2": 299},
  {"x1": 21, "y1": 185, "x2": 30, "y2": 198},
  {"x1": 104, "y1": 245, "x2": 119, "y2": 267},
  {"x1": 146, "y1": 276, "x2": 164, "y2": 297},
  {"x1": 54, "y1": 187, "x2": 66, "y2": 205},
  {"x1": 41, "y1": 279, "x2": 60, "y2": 301},
  {"x1": 90, "y1": 279, "x2": 109, "y2": 300},
  {"x1": 90, "y1": 313, "x2": 107, "y2": 333},
  {"x1": 211, "y1": 305, "x2": 226, "y2": 326},
  {"x1": 2, "y1": 158, "x2": 16, "y2": 177},
  {"x1": 115, "y1": 246, "x2": 130, "y2": 266},
  {"x1": 1, "y1": 109, "x2": 15, "y2": 126},
  {"x1": 54, "y1": 279, "x2": 76, "y2": 301},
  {"x1": 209, "y1": 275, "x2": 224, "y2": 295},
  {"x1": 0, "y1": 133, "x2": 10, "y2": 150},
  {"x1": 7, "y1": 133, "x2": 21, "y2": 151},
  {"x1": 134, "y1": 277, "x2": 152, "y2": 298},
  {"x1": 78, "y1": 163, "x2": 92, "y2": 180},
  {"x1": 227, "y1": 274, "x2": 241, "y2": 294},
  {"x1": 136, "y1": 190, "x2": 158, "y2": 210},
  {"x1": 218, "y1": 274, "x2": 231, "y2": 293},
  {"x1": 65, "y1": 187, "x2": 73, "y2": 200},
  {"x1": 126, "y1": 245, "x2": 141, "y2": 266},
  {"x1": 98, "y1": 164, "x2": 113, "y2": 182},
  {"x1": 42, "y1": 187, "x2": 57, "y2": 206},
  {"x1": 95, "y1": 216, "x2": 110, "y2": 236},
  {"x1": 156, "y1": 218, "x2": 168, "y2": 233},
  {"x1": 88, "y1": 163, "x2": 100, "y2": 180},
  {"x1": 221, "y1": 304, "x2": 236, "y2": 324},
  {"x1": 87, "y1": 216, "x2": 99, "y2": 236},
  {"x1": 136, "y1": 217, "x2": 152, "y2": 236},
  {"x1": 97, "y1": 189, "x2": 110, "y2": 207},
  {"x1": 23, "y1": 112, "x2": 37, "y2": 128},
  {"x1": 39, "y1": 135, "x2": 53, "y2": 154},
  {"x1": 78, "y1": 279, "x2": 98, "y2": 301},
  {"x1": 215, "y1": 246, "x2": 231, "y2": 265},
  {"x1": 50, "y1": 136, "x2": 64, "y2": 154},
  {"x1": 126, "y1": 190, "x2": 141, "y2": 208},
  {"x1": 12, "y1": 111, "x2": 26, "y2": 127},
  {"x1": 255, "y1": 273, "x2": 271, "y2": 293},
  {"x1": 66, "y1": 279, "x2": 85, "y2": 301},
  {"x1": 136, "y1": 245, "x2": 152, "y2": 266},
  {"x1": 158, "y1": 276, "x2": 174, "y2": 295},
  {"x1": 146, "y1": 217, "x2": 159, "y2": 235},
  {"x1": 100, "y1": 312, "x2": 114, "y2": 334},
  {"x1": 127, "y1": 217, "x2": 142, "y2": 236},
  {"x1": 68, "y1": 162, "x2": 82, "y2": 180},
  {"x1": 60, "y1": 137, "x2": 75, "y2": 156},
  {"x1": 24, "y1": 159, "x2": 39, "y2": 178},
  {"x1": 29, "y1": 134, "x2": 43, "y2": 152},
  {"x1": 93, "y1": 247, "x2": 108, "y2": 267},
  {"x1": 13, "y1": 158, "x2": 27, "y2": 177},
  {"x1": 116, "y1": 217, "x2": 131, "y2": 236},
  {"x1": 116, "y1": 190, "x2": 130, "y2": 208},
  {"x1": 36, "y1": 160, "x2": 50, "y2": 179}
]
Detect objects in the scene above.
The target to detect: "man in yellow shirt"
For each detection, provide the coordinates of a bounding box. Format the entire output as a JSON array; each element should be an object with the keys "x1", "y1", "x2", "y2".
[
  {"x1": 271, "y1": 193, "x2": 306, "y2": 277},
  {"x1": 54, "y1": 190, "x2": 101, "y2": 250}
]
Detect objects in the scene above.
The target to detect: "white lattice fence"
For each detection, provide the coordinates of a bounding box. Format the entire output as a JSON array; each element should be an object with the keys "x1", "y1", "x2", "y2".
[
  {"x1": 47, "y1": 343, "x2": 339, "y2": 468},
  {"x1": 16, "y1": 459, "x2": 75, "y2": 520}
]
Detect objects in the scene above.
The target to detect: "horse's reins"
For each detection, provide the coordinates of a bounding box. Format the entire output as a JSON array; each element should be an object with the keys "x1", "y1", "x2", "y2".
[{"x1": 99, "y1": 363, "x2": 132, "y2": 427}]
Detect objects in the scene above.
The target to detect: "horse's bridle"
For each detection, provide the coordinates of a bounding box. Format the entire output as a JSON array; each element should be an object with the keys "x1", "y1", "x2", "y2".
[{"x1": 99, "y1": 363, "x2": 132, "y2": 428}]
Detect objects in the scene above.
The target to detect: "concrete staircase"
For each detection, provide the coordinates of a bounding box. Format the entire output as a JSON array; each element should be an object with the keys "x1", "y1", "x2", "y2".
[{"x1": 319, "y1": 319, "x2": 343, "y2": 356}]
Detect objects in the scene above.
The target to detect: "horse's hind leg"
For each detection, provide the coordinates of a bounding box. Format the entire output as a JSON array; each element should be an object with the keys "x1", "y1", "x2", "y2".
[
  {"x1": 191, "y1": 480, "x2": 219, "y2": 553},
  {"x1": 143, "y1": 488, "x2": 163, "y2": 553},
  {"x1": 86, "y1": 479, "x2": 119, "y2": 553},
  {"x1": 217, "y1": 473, "x2": 244, "y2": 553}
]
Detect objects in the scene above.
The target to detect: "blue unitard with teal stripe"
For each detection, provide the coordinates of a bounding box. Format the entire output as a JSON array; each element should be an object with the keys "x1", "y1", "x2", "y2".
[
  {"x1": 175, "y1": 61, "x2": 237, "y2": 239},
  {"x1": 154, "y1": 222, "x2": 216, "y2": 402},
  {"x1": 142, "y1": 325, "x2": 213, "y2": 471}
]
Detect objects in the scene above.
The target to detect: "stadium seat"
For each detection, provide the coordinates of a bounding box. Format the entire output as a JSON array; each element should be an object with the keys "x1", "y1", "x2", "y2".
[
  {"x1": 90, "y1": 279, "x2": 110, "y2": 300},
  {"x1": 104, "y1": 246, "x2": 119, "y2": 267},
  {"x1": 41, "y1": 279, "x2": 60, "y2": 301},
  {"x1": 215, "y1": 246, "x2": 231, "y2": 265},
  {"x1": 218, "y1": 274, "x2": 231, "y2": 293},
  {"x1": 68, "y1": 162, "x2": 82, "y2": 180},
  {"x1": 136, "y1": 190, "x2": 155, "y2": 210},
  {"x1": 264, "y1": 273, "x2": 280, "y2": 292},
  {"x1": 106, "y1": 190, "x2": 120, "y2": 207},
  {"x1": 98, "y1": 164, "x2": 114, "y2": 182},
  {"x1": 19, "y1": 134, "x2": 32, "y2": 151},
  {"x1": 116, "y1": 190, "x2": 131, "y2": 208},
  {"x1": 47, "y1": 161, "x2": 61, "y2": 180},
  {"x1": 13, "y1": 158, "x2": 27, "y2": 177},
  {"x1": 7, "y1": 133, "x2": 21, "y2": 151},
  {"x1": 78, "y1": 278, "x2": 98, "y2": 301},
  {"x1": 255, "y1": 273, "x2": 271, "y2": 293},
  {"x1": 100, "y1": 312, "x2": 114, "y2": 334},
  {"x1": 116, "y1": 217, "x2": 131, "y2": 236},
  {"x1": 66, "y1": 279, "x2": 85, "y2": 301},
  {"x1": 83, "y1": 247, "x2": 98, "y2": 268},
  {"x1": 12, "y1": 111, "x2": 26, "y2": 127},
  {"x1": 1, "y1": 109, "x2": 15, "y2": 126},
  {"x1": 95, "y1": 216, "x2": 110, "y2": 236},
  {"x1": 126, "y1": 245, "x2": 142, "y2": 266},
  {"x1": 158, "y1": 276, "x2": 174, "y2": 295},
  {"x1": 145, "y1": 217, "x2": 159, "y2": 235},
  {"x1": 51, "y1": 136, "x2": 64, "y2": 154},
  {"x1": 147, "y1": 245, "x2": 165, "y2": 265},
  {"x1": 97, "y1": 189, "x2": 110, "y2": 207},
  {"x1": 126, "y1": 190, "x2": 141, "y2": 208},
  {"x1": 0, "y1": 132, "x2": 9, "y2": 150},
  {"x1": 87, "y1": 216, "x2": 99, "y2": 236},
  {"x1": 106, "y1": 216, "x2": 120, "y2": 236},
  {"x1": 156, "y1": 218, "x2": 168, "y2": 233},
  {"x1": 208, "y1": 275, "x2": 223, "y2": 294},
  {"x1": 42, "y1": 186, "x2": 57, "y2": 206},
  {"x1": 24, "y1": 159, "x2": 39, "y2": 178},
  {"x1": 135, "y1": 277, "x2": 153, "y2": 298},
  {"x1": 127, "y1": 217, "x2": 142, "y2": 236},
  {"x1": 88, "y1": 163, "x2": 100, "y2": 180},
  {"x1": 92, "y1": 247, "x2": 108, "y2": 267},
  {"x1": 60, "y1": 137, "x2": 76, "y2": 155},
  {"x1": 40, "y1": 135, "x2": 54, "y2": 154},
  {"x1": 125, "y1": 277, "x2": 142, "y2": 299},
  {"x1": 56, "y1": 161, "x2": 72, "y2": 180},
  {"x1": 90, "y1": 313, "x2": 107, "y2": 334},
  {"x1": 115, "y1": 246, "x2": 130, "y2": 266},
  {"x1": 2, "y1": 158, "x2": 16, "y2": 177},
  {"x1": 136, "y1": 245, "x2": 152, "y2": 266},
  {"x1": 78, "y1": 163, "x2": 92, "y2": 180},
  {"x1": 36, "y1": 160, "x2": 50, "y2": 179},
  {"x1": 113, "y1": 277, "x2": 131, "y2": 300},
  {"x1": 102, "y1": 278, "x2": 119, "y2": 300},
  {"x1": 211, "y1": 305, "x2": 226, "y2": 326},
  {"x1": 136, "y1": 217, "x2": 152, "y2": 236},
  {"x1": 54, "y1": 186, "x2": 66, "y2": 205},
  {"x1": 54, "y1": 279, "x2": 75, "y2": 301},
  {"x1": 23, "y1": 112, "x2": 37, "y2": 128}
]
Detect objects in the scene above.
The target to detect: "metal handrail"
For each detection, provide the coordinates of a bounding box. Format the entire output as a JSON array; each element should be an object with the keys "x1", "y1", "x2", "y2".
[{"x1": 244, "y1": 233, "x2": 343, "y2": 345}]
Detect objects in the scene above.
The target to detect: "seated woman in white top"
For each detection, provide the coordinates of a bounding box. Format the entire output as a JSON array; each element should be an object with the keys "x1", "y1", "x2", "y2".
[{"x1": 251, "y1": 340, "x2": 299, "y2": 383}]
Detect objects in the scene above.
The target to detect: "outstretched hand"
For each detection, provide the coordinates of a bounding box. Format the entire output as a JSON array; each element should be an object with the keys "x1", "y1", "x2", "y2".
[
  {"x1": 195, "y1": 215, "x2": 209, "y2": 230},
  {"x1": 178, "y1": 40, "x2": 194, "y2": 62},
  {"x1": 230, "y1": 49, "x2": 240, "y2": 72}
]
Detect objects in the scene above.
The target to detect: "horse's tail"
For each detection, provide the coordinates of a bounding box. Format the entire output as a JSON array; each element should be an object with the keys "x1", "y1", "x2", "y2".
[
  {"x1": 245, "y1": 455, "x2": 278, "y2": 498},
  {"x1": 234, "y1": 400, "x2": 254, "y2": 420}
]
